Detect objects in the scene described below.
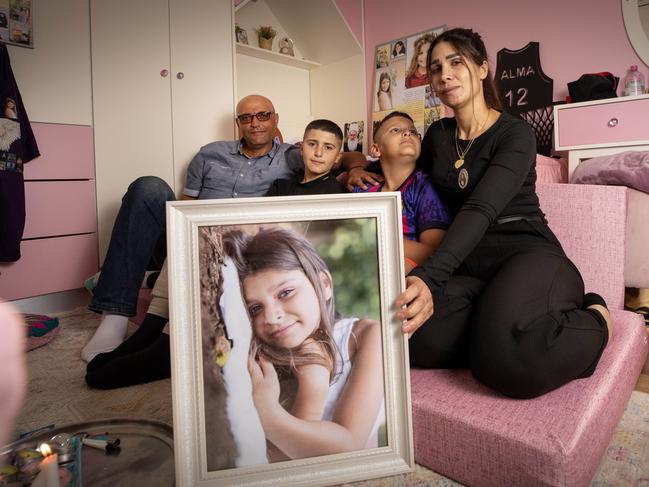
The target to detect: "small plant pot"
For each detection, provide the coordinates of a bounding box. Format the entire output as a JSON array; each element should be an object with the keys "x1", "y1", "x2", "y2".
[{"x1": 258, "y1": 37, "x2": 273, "y2": 50}]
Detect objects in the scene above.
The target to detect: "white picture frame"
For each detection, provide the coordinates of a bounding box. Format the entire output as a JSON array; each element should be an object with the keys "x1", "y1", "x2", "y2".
[{"x1": 167, "y1": 192, "x2": 413, "y2": 487}]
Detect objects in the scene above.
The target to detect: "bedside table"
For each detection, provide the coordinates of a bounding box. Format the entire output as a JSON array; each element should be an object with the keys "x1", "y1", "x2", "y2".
[{"x1": 553, "y1": 93, "x2": 649, "y2": 179}]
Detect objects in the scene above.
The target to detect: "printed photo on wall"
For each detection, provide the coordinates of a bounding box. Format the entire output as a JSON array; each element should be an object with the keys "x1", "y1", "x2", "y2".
[
  {"x1": 0, "y1": 0, "x2": 33, "y2": 48},
  {"x1": 343, "y1": 121, "x2": 364, "y2": 153},
  {"x1": 167, "y1": 194, "x2": 414, "y2": 487},
  {"x1": 372, "y1": 25, "x2": 446, "y2": 131}
]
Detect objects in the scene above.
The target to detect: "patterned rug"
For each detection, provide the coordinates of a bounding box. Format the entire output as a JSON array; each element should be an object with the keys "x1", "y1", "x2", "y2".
[{"x1": 14, "y1": 308, "x2": 649, "y2": 485}]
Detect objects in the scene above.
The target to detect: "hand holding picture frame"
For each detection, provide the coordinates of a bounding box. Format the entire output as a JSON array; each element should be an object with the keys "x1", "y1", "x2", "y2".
[{"x1": 167, "y1": 193, "x2": 413, "y2": 486}]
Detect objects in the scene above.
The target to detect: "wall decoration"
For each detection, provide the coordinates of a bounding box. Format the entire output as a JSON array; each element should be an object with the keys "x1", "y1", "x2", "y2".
[
  {"x1": 235, "y1": 24, "x2": 248, "y2": 45},
  {"x1": 0, "y1": 0, "x2": 33, "y2": 48},
  {"x1": 371, "y1": 25, "x2": 446, "y2": 141},
  {"x1": 495, "y1": 42, "x2": 555, "y2": 155},
  {"x1": 343, "y1": 121, "x2": 364, "y2": 153}
]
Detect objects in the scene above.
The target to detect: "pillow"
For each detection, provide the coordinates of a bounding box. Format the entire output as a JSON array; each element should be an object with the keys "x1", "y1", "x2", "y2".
[
  {"x1": 536, "y1": 154, "x2": 568, "y2": 183},
  {"x1": 570, "y1": 150, "x2": 649, "y2": 194}
]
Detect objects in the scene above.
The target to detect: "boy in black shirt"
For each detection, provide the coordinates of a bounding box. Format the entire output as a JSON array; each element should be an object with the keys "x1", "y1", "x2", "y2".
[{"x1": 266, "y1": 119, "x2": 348, "y2": 196}]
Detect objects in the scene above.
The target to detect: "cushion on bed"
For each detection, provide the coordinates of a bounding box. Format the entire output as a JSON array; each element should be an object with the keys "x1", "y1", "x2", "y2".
[{"x1": 570, "y1": 150, "x2": 649, "y2": 193}]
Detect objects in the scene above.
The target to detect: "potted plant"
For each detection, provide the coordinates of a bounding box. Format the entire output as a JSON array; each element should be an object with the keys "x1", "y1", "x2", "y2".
[{"x1": 255, "y1": 25, "x2": 277, "y2": 50}]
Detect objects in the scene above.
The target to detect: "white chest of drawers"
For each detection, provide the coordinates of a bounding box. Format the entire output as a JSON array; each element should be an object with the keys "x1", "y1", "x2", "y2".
[{"x1": 553, "y1": 93, "x2": 649, "y2": 178}]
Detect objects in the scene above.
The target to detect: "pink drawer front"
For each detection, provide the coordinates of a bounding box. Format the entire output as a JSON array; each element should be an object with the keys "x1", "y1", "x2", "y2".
[
  {"x1": 24, "y1": 123, "x2": 95, "y2": 180},
  {"x1": 24, "y1": 180, "x2": 97, "y2": 238},
  {"x1": 0, "y1": 233, "x2": 99, "y2": 300},
  {"x1": 556, "y1": 96, "x2": 649, "y2": 149}
]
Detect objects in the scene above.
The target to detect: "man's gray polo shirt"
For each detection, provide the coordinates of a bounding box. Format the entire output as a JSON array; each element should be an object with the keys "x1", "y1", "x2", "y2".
[{"x1": 183, "y1": 139, "x2": 302, "y2": 199}]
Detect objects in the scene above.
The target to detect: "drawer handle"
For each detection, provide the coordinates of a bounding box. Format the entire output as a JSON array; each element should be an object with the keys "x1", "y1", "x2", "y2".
[{"x1": 607, "y1": 118, "x2": 618, "y2": 127}]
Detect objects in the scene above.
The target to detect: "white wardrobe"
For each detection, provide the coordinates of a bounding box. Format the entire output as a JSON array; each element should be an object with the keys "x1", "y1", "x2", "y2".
[{"x1": 90, "y1": 0, "x2": 236, "y2": 260}]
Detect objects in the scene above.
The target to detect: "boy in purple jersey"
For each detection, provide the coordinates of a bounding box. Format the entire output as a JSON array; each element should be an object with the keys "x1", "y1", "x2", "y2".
[{"x1": 354, "y1": 112, "x2": 450, "y2": 273}]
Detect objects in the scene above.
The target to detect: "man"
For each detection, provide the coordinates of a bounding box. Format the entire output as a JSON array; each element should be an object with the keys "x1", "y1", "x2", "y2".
[{"x1": 82, "y1": 95, "x2": 364, "y2": 362}]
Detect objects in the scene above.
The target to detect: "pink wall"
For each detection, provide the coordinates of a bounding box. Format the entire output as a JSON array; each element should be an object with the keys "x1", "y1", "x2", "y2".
[
  {"x1": 335, "y1": 0, "x2": 364, "y2": 47},
  {"x1": 363, "y1": 0, "x2": 646, "y2": 119}
]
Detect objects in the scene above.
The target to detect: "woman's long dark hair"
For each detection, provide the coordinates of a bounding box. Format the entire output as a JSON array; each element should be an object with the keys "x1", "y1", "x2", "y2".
[{"x1": 426, "y1": 28, "x2": 502, "y2": 110}]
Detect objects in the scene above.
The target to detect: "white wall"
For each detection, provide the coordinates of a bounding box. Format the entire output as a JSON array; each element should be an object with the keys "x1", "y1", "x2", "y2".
[
  {"x1": 8, "y1": 0, "x2": 91, "y2": 125},
  {"x1": 310, "y1": 53, "x2": 366, "y2": 145},
  {"x1": 236, "y1": 53, "x2": 312, "y2": 142}
]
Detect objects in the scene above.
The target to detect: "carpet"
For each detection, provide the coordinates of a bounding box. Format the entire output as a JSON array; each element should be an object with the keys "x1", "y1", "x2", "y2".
[{"x1": 14, "y1": 307, "x2": 649, "y2": 486}]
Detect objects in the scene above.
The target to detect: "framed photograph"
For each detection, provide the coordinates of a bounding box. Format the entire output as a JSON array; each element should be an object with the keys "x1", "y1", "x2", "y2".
[
  {"x1": 167, "y1": 193, "x2": 413, "y2": 487},
  {"x1": 236, "y1": 27, "x2": 248, "y2": 45}
]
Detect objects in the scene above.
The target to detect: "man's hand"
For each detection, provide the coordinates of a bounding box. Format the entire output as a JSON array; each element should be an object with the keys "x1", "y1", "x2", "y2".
[
  {"x1": 394, "y1": 276, "x2": 433, "y2": 337},
  {"x1": 346, "y1": 166, "x2": 384, "y2": 191}
]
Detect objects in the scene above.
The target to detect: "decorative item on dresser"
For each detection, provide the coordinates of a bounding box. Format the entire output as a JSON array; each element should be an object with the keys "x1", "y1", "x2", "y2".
[
  {"x1": 0, "y1": 123, "x2": 98, "y2": 300},
  {"x1": 553, "y1": 93, "x2": 649, "y2": 179}
]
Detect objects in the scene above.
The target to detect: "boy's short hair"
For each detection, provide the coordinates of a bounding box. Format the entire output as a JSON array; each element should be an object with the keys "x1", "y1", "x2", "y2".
[
  {"x1": 373, "y1": 111, "x2": 414, "y2": 142},
  {"x1": 303, "y1": 119, "x2": 343, "y2": 144}
]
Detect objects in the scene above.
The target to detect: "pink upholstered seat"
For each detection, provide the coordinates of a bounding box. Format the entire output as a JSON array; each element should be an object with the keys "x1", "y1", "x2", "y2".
[{"x1": 411, "y1": 183, "x2": 648, "y2": 486}]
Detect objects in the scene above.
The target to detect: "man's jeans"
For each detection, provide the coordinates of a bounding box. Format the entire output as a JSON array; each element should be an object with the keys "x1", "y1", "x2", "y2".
[{"x1": 89, "y1": 176, "x2": 175, "y2": 316}]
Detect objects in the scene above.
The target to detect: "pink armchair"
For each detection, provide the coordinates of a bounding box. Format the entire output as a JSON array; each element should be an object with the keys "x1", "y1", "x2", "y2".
[{"x1": 411, "y1": 183, "x2": 648, "y2": 486}]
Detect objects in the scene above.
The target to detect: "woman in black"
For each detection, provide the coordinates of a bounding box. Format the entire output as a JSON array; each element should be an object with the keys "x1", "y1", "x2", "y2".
[{"x1": 352, "y1": 28, "x2": 611, "y2": 399}]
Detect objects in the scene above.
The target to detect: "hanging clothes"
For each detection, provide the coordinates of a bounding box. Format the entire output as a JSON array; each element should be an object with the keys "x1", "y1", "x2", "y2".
[{"x1": 0, "y1": 41, "x2": 39, "y2": 262}]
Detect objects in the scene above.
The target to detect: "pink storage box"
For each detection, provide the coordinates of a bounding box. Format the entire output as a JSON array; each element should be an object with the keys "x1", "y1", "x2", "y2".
[{"x1": 411, "y1": 183, "x2": 648, "y2": 486}]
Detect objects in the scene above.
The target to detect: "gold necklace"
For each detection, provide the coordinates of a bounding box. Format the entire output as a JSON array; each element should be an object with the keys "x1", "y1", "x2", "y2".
[{"x1": 454, "y1": 112, "x2": 490, "y2": 169}]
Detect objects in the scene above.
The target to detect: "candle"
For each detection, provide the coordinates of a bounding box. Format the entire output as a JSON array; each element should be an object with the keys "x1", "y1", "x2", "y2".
[{"x1": 30, "y1": 444, "x2": 60, "y2": 487}]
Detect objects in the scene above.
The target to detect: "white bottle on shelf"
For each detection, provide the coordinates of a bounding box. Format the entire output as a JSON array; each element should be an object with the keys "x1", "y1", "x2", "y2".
[{"x1": 623, "y1": 65, "x2": 645, "y2": 96}]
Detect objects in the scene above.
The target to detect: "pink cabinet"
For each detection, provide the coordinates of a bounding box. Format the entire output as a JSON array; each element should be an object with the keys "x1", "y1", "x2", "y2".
[
  {"x1": 0, "y1": 123, "x2": 99, "y2": 301},
  {"x1": 553, "y1": 94, "x2": 649, "y2": 178}
]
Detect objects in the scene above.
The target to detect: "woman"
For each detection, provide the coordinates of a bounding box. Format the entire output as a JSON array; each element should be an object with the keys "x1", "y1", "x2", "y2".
[
  {"x1": 350, "y1": 28, "x2": 611, "y2": 399},
  {"x1": 405, "y1": 33, "x2": 434, "y2": 88}
]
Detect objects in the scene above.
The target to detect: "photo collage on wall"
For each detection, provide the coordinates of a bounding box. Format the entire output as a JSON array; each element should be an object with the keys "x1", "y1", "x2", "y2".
[
  {"x1": 0, "y1": 0, "x2": 33, "y2": 48},
  {"x1": 372, "y1": 25, "x2": 446, "y2": 140}
]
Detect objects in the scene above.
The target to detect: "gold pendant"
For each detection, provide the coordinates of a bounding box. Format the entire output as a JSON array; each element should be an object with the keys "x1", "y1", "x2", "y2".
[{"x1": 454, "y1": 159, "x2": 464, "y2": 169}]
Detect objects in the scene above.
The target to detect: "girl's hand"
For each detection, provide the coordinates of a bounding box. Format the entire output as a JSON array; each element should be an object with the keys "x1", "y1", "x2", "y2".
[
  {"x1": 394, "y1": 276, "x2": 433, "y2": 337},
  {"x1": 248, "y1": 355, "x2": 281, "y2": 415},
  {"x1": 346, "y1": 167, "x2": 384, "y2": 191}
]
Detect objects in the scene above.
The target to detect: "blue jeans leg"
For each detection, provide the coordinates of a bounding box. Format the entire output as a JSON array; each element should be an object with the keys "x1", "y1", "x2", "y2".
[{"x1": 89, "y1": 176, "x2": 175, "y2": 316}]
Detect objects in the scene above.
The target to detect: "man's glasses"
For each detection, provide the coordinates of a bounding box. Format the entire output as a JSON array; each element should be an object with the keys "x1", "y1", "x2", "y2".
[{"x1": 236, "y1": 111, "x2": 274, "y2": 124}]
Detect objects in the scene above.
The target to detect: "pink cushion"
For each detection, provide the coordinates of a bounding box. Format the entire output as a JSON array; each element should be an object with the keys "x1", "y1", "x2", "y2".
[
  {"x1": 537, "y1": 183, "x2": 626, "y2": 310},
  {"x1": 536, "y1": 154, "x2": 568, "y2": 183},
  {"x1": 625, "y1": 188, "x2": 649, "y2": 288},
  {"x1": 412, "y1": 310, "x2": 647, "y2": 487}
]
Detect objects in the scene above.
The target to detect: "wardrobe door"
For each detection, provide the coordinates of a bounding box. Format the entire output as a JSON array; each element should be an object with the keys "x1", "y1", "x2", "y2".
[
  {"x1": 90, "y1": 0, "x2": 175, "y2": 261},
  {"x1": 168, "y1": 0, "x2": 236, "y2": 193}
]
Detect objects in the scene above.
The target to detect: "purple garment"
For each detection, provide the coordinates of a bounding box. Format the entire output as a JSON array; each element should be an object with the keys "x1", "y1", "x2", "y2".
[
  {"x1": 0, "y1": 42, "x2": 40, "y2": 262},
  {"x1": 354, "y1": 169, "x2": 450, "y2": 240},
  {"x1": 570, "y1": 150, "x2": 649, "y2": 194}
]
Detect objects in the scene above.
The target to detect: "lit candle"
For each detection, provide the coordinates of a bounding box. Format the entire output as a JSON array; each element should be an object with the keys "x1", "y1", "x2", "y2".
[{"x1": 30, "y1": 444, "x2": 60, "y2": 487}]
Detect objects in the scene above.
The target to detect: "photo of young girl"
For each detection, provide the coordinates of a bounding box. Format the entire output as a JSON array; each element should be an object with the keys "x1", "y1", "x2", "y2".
[
  {"x1": 405, "y1": 32, "x2": 435, "y2": 89},
  {"x1": 201, "y1": 222, "x2": 386, "y2": 468},
  {"x1": 376, "y1": 71, "x2": 394, "y2": 111},
  {"x1": 391, "y1": 40, "x2": 406, "y2": 59}
]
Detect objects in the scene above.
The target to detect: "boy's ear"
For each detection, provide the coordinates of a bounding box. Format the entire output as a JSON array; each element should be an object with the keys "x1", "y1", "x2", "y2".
[
  {"x1": 369, "y1": 143, "x2": 381, "y2": 158},
  {"x1": 333, "y1": 150, "x2": 343, "y2": 167},
  {"x1": 319, "y1": 271, "x2": 333, "y2": 301}
]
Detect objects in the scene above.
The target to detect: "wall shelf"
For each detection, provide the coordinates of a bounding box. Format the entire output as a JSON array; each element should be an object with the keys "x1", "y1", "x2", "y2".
[{"x1": 236, "y1": 42, "x2": 321, "y2": 70}]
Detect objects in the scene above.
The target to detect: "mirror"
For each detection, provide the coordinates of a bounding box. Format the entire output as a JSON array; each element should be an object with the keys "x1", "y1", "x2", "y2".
[{"x1": 622, "y1": 0, "x2": 649, "y2": 66}]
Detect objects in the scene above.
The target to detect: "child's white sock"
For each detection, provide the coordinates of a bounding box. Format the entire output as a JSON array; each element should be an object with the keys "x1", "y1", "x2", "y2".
[{"x1": 81, "y1": 313, "x2": 129, "y2": 362}]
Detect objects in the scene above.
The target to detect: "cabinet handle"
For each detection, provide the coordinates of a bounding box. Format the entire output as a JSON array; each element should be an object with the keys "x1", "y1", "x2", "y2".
[
  {"x1": 160, "y1": 69, "x2": 169, "y2": 78},
  {"x1": 607, "y1": 118, "x2": 618, "y2": 127},
  {"x1": 176, "y1": 72, "x2": 185, "y2": 79}
]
